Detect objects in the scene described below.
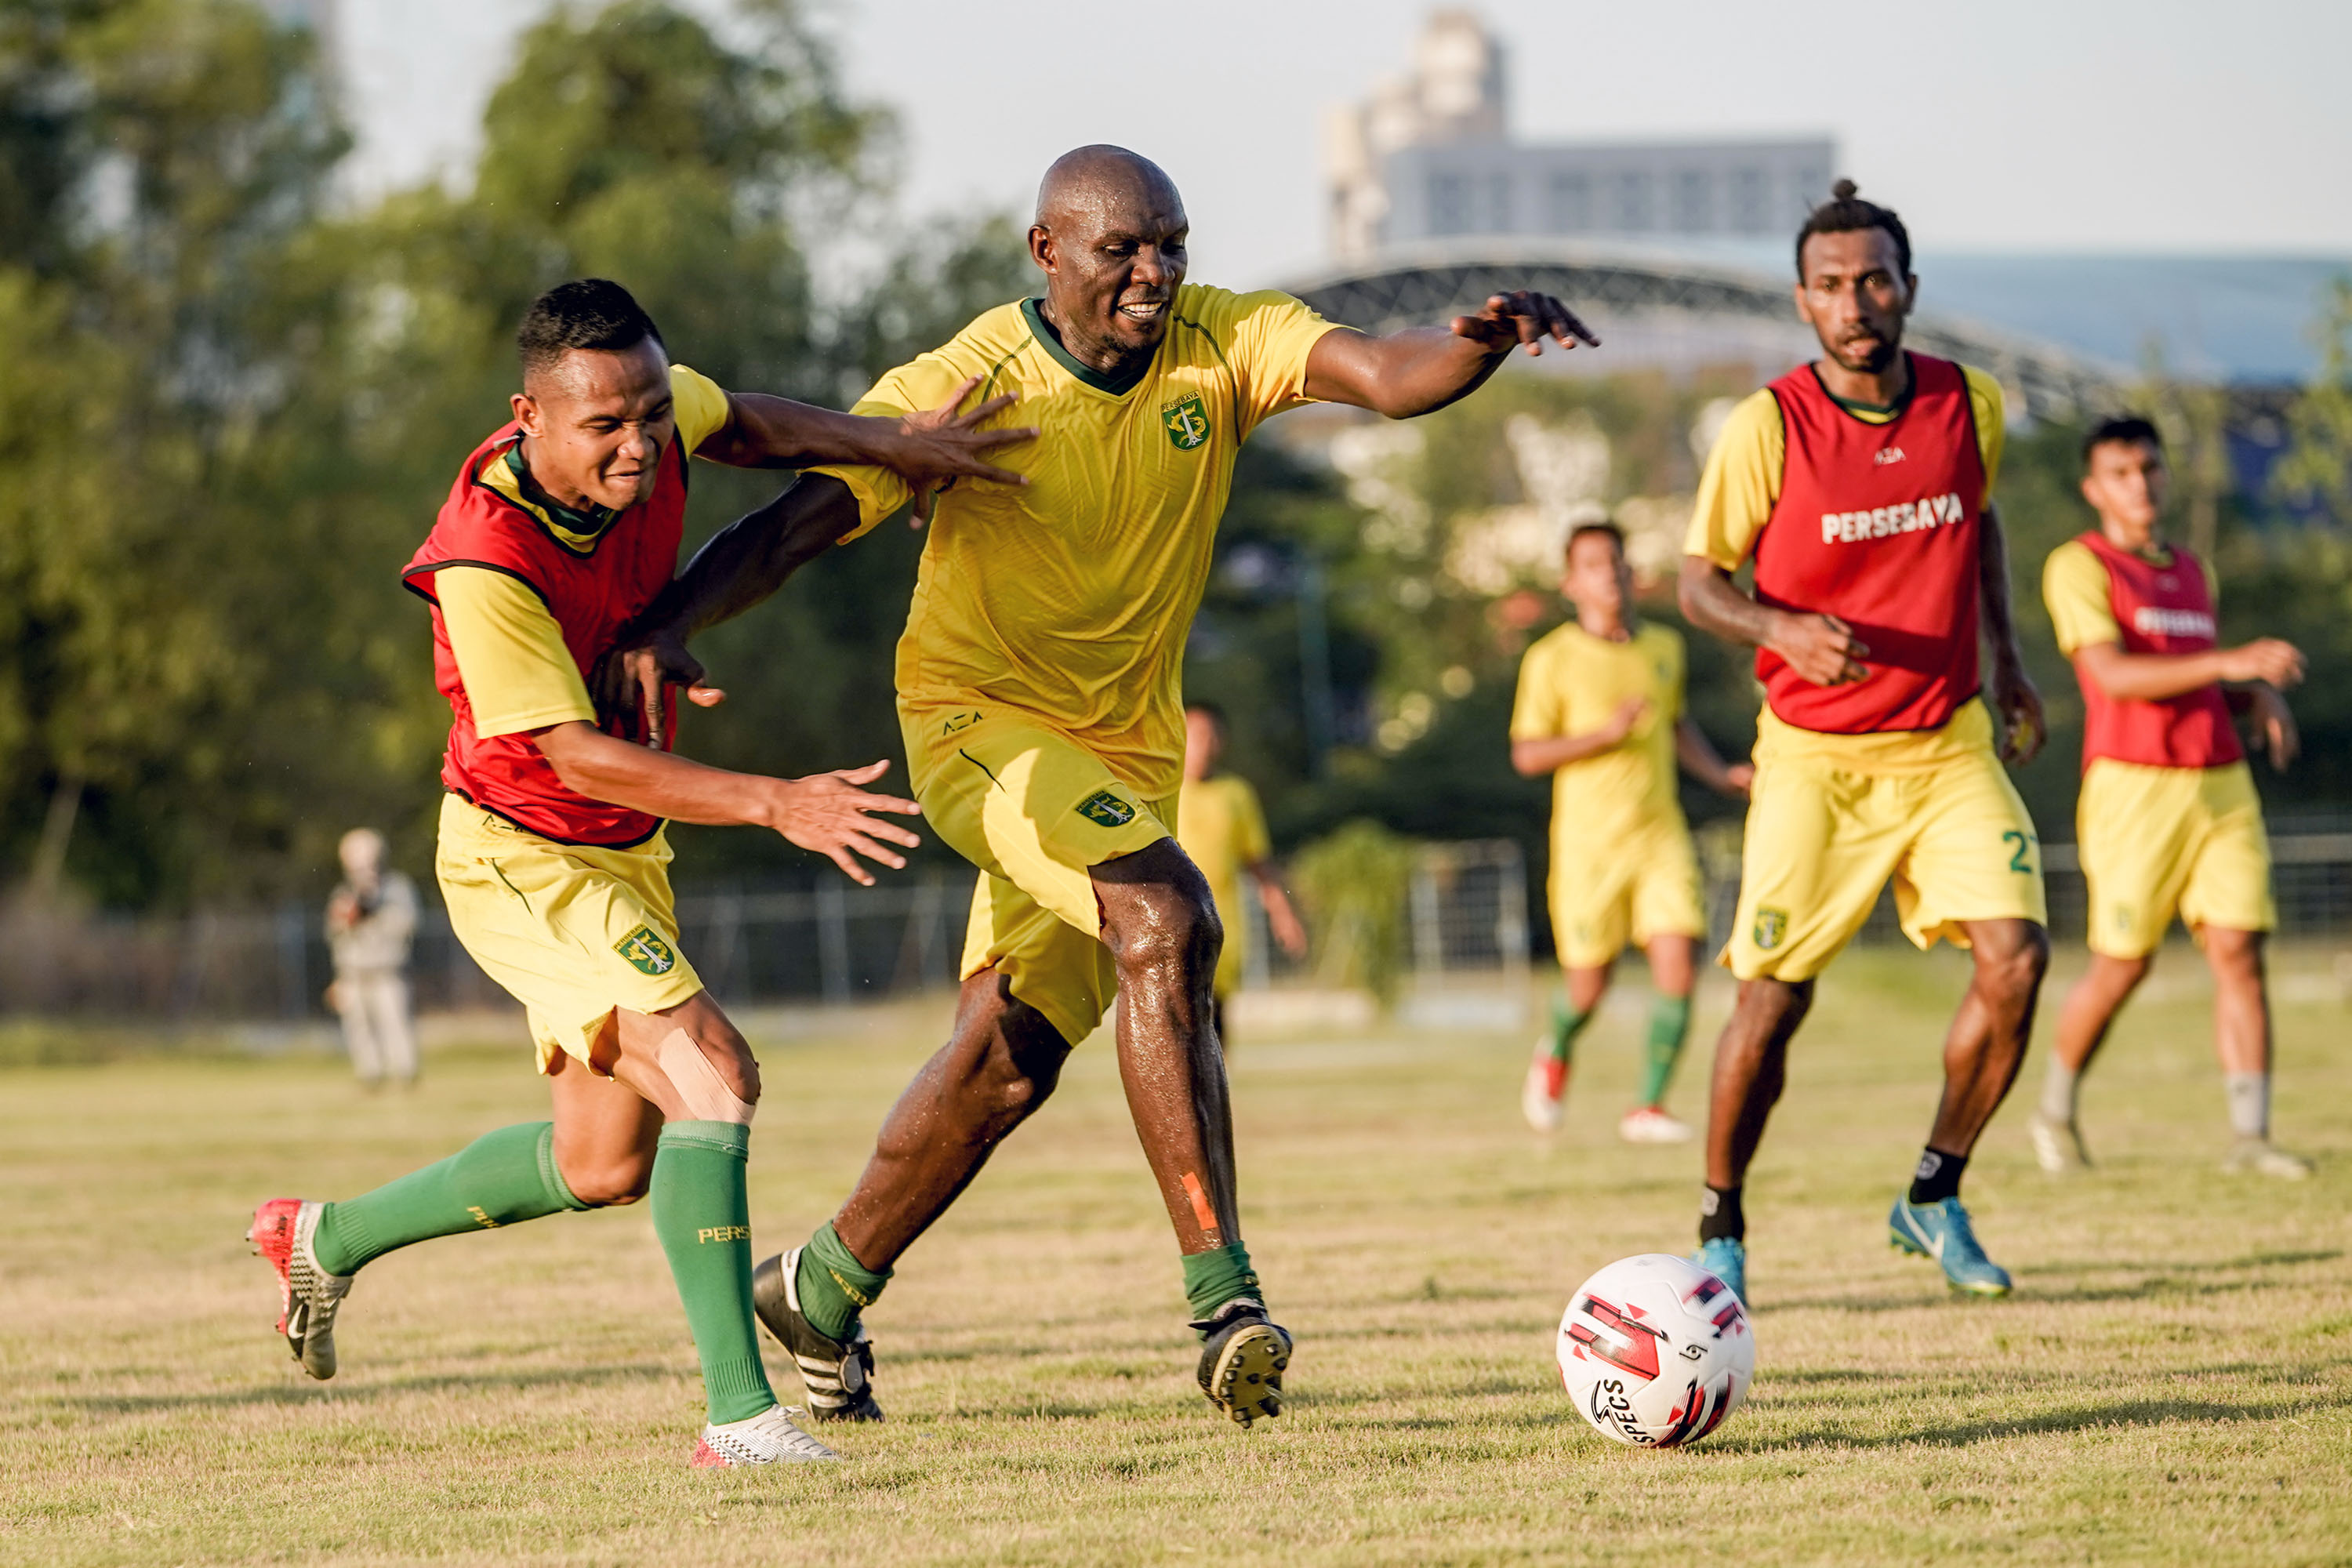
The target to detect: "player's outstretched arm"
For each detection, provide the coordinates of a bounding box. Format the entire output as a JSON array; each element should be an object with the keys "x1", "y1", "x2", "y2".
[
  {"x1": 695, "y1": 375, "x2": 1034, "y2": 503},
  {"x1": 2074, "y1": 637, "x2": 2306, "y2": 703},
  {"x1": 1677, "y1": 555, "x2": 1870, "y2": 686},
  {"x1": 533, "y1": 721, "x2": 920, "y2": 885},
  {"x1": 1976, "y1": 504, "x2": 2045, "y2": 764},
  {"x1": 1675, "y1": 717, "x2": 1754, "y2": 798},
  {"x1": 1303, "y1": 292, "x2": 1599, "y2": 419}
]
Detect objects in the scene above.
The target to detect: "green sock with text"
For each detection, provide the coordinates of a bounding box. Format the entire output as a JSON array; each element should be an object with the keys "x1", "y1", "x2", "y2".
[
  {"x1": 1639, "y1": 993, "x2": 1694, "y2": 1108},
  {"x1": 313, "y1": 1121, "x2": 586, "y2": 1276},
  {"x1": 794, "y1": 1219, "x2": 892, "y2": 1345},
  {"x1": 652, "y1": 1121, "x2": 775, "y2": 1425}
]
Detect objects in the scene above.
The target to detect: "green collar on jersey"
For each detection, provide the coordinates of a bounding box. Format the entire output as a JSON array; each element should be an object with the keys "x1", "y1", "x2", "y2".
[
  {"x1": 1811, "y1": 351, "x2": 1915, "y2": 423},
  {"x1": 1022, "y1": 296, "x2": 1157, "y2": 397},
  {"x1": 503, "y1": 441, "x2": 622, "y2": 546}
]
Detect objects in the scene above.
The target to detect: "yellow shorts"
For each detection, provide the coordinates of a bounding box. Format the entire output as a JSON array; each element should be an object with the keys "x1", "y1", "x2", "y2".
[
  {"x1": 905, "y1": 703, "x2": 1175, "y2": 1046},
  {"x1": 1206, "y1": 877, "x2": 1251, "y2": 1000},
  {"x1": 1550, "y1": 817, "x2": 1706, "y2": 969},
  {"x1": 2078, "y1": 758, "x2": 2274, "y2": 958},
  {"x1": 1724, "y1": 702, "x2": 2047, "y2": 982},
  {"x1": 434, "y1": 795, "x2": 702, "y2": 1073}
]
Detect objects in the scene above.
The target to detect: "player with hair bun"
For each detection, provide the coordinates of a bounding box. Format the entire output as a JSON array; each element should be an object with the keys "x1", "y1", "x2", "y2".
[{"x1": 1678, "y1": 181, "x2": 2050, "y2": 1303}]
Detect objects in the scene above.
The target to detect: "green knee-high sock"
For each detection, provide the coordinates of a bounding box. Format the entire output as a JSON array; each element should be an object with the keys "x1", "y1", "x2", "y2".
[
  {"x1": 793, "y1": 1220, "x2": 892, "y2": 1345},
  {"x1": 652, "y1": 1122, "x2": 775, "y2": 1426},
  {"x1": 1181, "y1": 1242, "x2": 1265, "y2": 1329},
  {"x1": 1548, "y1": 993, "x2": 1595, "y2": 1065},
  {"x1": 312, "y1": 1121, "x2": 587, "y2": 1276},
  {"x1": 1639, "y1": 993, "x2": 1694, "y2": 1109}
]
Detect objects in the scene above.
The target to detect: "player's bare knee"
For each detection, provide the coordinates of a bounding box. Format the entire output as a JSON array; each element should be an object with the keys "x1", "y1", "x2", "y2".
[
  {"x1": 1975, "y1": 922, "x2": 2050, "y2": 996},
  {"x1": 1105, "y1": 880, "x2": 1221, "y2": 982}
]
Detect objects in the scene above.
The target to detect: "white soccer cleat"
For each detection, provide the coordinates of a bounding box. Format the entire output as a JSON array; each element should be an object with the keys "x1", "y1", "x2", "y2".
[
  {"x1": 1522, "y1": 1043, "x2": 1567, "y2": 1134},
  {"x1": 2028, "y1": 1112, "x2": 2091, "y2": 1174},
  {"x1": 1619, "y1": 1106, "x2": 1695, "y2": 1145},
  {"x1": 2222, "y1": 1138, "x2": 2313, "y2": 1181},
  {"x1": 691, "y1": 1404, "x2": 842, "y2": 1467}
]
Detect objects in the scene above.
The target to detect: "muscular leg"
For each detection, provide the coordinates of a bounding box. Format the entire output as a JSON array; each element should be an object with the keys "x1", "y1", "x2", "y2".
[
  {"x1": 2203, "y1": 927, "x2": 2269, "y2": 1076},
  {"x1": 1565, "y1": 963, "x2": 1612, "y2": 1014},
  {"x1": 2038, "y1": 951, "x2": 2150, "y2": 1143},
  {"x1": 1924, "y1": 920, "x2": 2049, "y2": 1158},
  {"x1": 1703, "y1": 978, "x2": 1813, "y2": 1190},
  {"x1": 1093, "y1": 839, "x2": 1234, "y2": 1252},
  {"x1": 830, "y1": 971, "x2": 1073, "y2": 1269}
]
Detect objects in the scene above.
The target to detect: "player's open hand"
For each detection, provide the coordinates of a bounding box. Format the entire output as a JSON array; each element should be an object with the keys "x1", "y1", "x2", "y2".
[
  {"x1": 767, "y1": 760, "x2": 923, "y2": 885},
  {"x1": 894, "y1": 375, "x2": 1037, "y2": 528},
  {"x1": 1990, "y1": 659, "x2": 2045, "y2": 765},
  {"x1": 1770, "y1": 610, "x2": 1870, "y2": 687},
  {"x1": 592, "y1": 629, "x2": 722, "y2": 751},
  {"x1": 2249, "y1": 684, "x2": 2300, "y2": 771},
  {"x1": 2220, "y1": 637, "x2": 2305, "y2": 690},
  {"x1": 1450, "y1": 291, "x2": 1600, "y2": 358}
]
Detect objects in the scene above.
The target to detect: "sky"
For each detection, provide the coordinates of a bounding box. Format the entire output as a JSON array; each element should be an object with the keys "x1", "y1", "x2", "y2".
[{"x1": 344, "y1": 0, "x2": 2352, "y2": 289}]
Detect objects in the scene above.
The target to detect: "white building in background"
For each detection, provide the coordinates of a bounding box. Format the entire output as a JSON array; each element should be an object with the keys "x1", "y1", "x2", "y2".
[{"x1": 1323, "y1": 10, "x2": 1834, "y2": 264}]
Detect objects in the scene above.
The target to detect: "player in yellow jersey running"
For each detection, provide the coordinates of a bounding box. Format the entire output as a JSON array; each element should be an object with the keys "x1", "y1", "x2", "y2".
[
  {"x1": 1177, "y1": 700, "x2": 1308, "y2": 1047},
  {"x1": 1512, "y1": 521, "x2": 1751, "y2": 1144},
  {"x1": 609, "y1": 145, "x2": 1596, "y2": 1430},
  {"x1": 2036, "y1": 416, "x2": 2311, "y2": 1179}
]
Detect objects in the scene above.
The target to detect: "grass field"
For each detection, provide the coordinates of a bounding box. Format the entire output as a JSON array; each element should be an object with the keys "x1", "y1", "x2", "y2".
[{"x1": 3, "y1": 946, "x2": 2348, "y2": 1566}]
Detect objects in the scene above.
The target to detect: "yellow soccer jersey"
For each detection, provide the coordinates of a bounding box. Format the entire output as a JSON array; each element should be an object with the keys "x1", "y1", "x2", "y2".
[
  {"x1": 812, "y1": 285, "x2": 1341, "y2": 800},
  {"x1": 1686, "y1": 365, "x2": 2006, "y2": 572},
  {"x1": 1178, "y1": 772, "x2": 1273, "y2": 932},
  {"x1": 1511, "y1": 621, "x2": 1688, "y2": 840}
]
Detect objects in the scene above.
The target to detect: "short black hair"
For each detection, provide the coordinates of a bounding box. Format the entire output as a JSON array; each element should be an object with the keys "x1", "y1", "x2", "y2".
[
  {"x1": 1565, "y1": 520, "x2": 1626, "y2": 563},
  {"x1": 1795, "y1": 180, "x2": 1912, "y2": 280},
  {"x1": 1185, "y1": 699, "x2": 1229, "y2": 732},
  {"x1": 516, "y1": 278, "x2": 666, "y2": 380},
  {"x1": 2082, "y1": 414, "x2": 2165, "y2": 468}
]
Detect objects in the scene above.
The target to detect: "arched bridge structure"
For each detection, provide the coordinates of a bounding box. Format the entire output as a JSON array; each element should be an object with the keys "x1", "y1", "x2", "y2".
[{"x1": 1284, "y1": 241, "x2": 2125, "y2": 426}]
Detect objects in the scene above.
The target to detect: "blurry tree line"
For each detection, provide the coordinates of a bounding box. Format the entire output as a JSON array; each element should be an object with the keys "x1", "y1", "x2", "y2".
[{"x1": 2, "y1": 0, "x2": 2350, "y2": 949}]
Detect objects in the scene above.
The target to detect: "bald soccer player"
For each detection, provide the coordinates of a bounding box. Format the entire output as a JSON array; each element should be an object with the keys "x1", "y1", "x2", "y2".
[{"x1": 607, "y1": 147, "x2": 1598, "y2": 1432}]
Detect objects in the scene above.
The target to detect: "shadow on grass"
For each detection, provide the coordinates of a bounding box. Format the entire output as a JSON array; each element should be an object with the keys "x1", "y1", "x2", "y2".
[
  {"x1": 1768, "y1": 1269, "x2": 2306, "y2": 1312},
  {"x1": 1735, "y1": 1391, "x2": 2352, "y2": 1452},
  {"x1": 56, "y1": 1361, "x2": 675, "y2": 1414}
]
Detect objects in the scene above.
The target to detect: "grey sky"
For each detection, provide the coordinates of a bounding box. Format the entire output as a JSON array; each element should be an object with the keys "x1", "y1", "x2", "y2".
[{"x1": 347, "y1": 0, "x2": 2351, "y2": 287}]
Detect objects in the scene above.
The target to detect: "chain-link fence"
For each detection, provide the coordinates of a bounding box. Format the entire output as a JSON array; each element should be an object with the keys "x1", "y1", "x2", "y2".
[{"x1": 9, "y1": 822, "x2": 2352, "y2": 1024}]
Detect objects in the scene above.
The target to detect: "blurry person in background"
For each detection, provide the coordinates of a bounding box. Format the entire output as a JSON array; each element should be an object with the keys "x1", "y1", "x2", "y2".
[
  {"x1": 1177, "y1": 701, "x2": 1308, "y2": 1048},
  {"x1": 1512, "y1": 522, "x2": 1751, "y2": 1145},
  {"x1": 325, "y1": 828, "x2": 420, "y2": 1090}
]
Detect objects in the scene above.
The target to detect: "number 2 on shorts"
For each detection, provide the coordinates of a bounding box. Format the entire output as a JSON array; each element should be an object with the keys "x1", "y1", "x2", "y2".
[{"x1": 2002, "y1": 829, "x2": 2036, "y2": 874}]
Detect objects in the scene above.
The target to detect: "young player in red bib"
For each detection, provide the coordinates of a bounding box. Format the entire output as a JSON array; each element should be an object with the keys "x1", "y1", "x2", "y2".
[
  {"x1": 1678, "y1": 183, "x2": 2050, "y2": 1303},
  {"x1": 2037, "y1": 416, "x2": 2311, "y2": 1178},
  {"x1": 248, "y1": 279, "x2": 1030, "y2": 1467}
]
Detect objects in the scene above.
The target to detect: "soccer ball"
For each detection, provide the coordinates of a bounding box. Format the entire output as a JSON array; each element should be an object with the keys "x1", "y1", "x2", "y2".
[{"x1": 1555, "y1": 1253, "x2": 1755, "y2": 1448}]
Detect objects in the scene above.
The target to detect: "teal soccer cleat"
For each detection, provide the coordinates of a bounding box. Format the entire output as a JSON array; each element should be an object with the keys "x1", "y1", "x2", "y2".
[
  {"x1": 1692, "y1": 1236, "x2": 1748, "y2": 1307},
  {"x1": 1889, "y1": 1194, "x2": 2011, "y2": 1296}
]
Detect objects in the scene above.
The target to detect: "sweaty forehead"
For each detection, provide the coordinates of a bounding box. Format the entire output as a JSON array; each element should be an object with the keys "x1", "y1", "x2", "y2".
[
  {"x1": 528, "y1": 342, "x2": 670, "y2": 412},
  {"x1": 1036, "y1": 158, "x2": 1185, "y2": 237}
]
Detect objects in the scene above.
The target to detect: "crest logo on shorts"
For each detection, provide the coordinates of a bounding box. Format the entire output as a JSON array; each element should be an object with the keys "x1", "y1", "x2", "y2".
[
  {"x1": 1162, "y1": 394, "x2": 1210, "y2": 452},
  {"x1": 1752, "y1": 907, "x2": 1788, "y2": 951},
  {"x1": 1076, "y1": 789, "x2": 1138, "y2": 828},
  {"x1": 615, "y1": 924, "x2": 678, "y2": 976}
]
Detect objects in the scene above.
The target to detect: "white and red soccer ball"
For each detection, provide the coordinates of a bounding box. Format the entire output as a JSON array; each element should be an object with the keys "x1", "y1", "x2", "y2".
[{"x1": 1555, "y1": 1253, "x2": 1755, "y2": 1448}]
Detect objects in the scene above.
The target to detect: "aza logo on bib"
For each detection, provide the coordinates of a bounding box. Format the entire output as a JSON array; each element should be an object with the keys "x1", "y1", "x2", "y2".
[
  {"x1": 1751, "y1": 907, "x2": 1789, "y2": 951},
  {"x1": 1162, "y1": 394, "x2": 1210, "y2": 452},
  {"x1": 615, "y1": 924, "x2": 679, "y2": 977},
  {"x1": 1076, "y1": 789, "x2": 1138, "y2": 829}
]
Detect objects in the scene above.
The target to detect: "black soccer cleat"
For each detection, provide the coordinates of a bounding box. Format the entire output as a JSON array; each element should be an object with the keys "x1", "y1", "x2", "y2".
[
  {"x1": 1192, "y1": 1298, "x2": 1292, "y2": 1428},
  {"x1": 752, "y1": 1247, "x2": 884, "y2": 1423}
]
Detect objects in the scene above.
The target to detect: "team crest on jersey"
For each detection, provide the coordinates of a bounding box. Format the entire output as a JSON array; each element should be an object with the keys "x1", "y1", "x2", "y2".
[
  {"x1": 615, "y1": 924, "x2": 678, "y2": 977},
  {"x1": 1752, "y1": 907, "x2": 1788, "y2": 951},
  {"x1": 1161, "y1": 394, "x2": 1210, "y2": 451},
  {"x1": 1076, "y1": 789, "x2": 1138, "y2": 828}
]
